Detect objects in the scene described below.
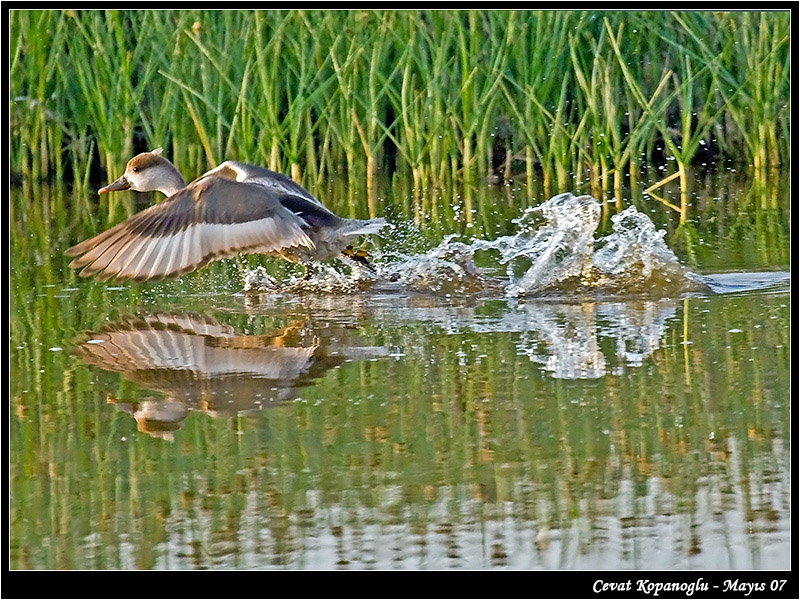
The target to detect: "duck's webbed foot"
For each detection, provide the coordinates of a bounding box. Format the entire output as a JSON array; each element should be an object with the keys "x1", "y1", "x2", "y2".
[{"x1": 341, "y1": 245, "x2": 377, "y2": 274}]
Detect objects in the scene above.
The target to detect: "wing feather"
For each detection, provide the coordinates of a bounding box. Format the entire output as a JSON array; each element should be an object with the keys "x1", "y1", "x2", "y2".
[{"x1": 66, "y1": 177, "x2": 316, "y2": 281}]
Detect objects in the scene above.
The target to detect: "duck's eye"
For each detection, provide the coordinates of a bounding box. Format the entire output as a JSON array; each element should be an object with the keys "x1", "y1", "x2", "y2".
[{"x1": 131, "y1": 167, "x2": 139, "y2": 173}]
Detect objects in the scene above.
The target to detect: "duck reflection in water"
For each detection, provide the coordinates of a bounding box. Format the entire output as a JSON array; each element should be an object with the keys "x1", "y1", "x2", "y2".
[{"x1": 71, "y1": 313, "x2": 389, "y2": 440}]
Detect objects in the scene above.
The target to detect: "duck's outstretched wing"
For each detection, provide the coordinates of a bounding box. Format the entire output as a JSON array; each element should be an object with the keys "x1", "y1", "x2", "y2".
[
  {"x1": 65, "y1": 177, "x2": 315, "y2": 282},
  {"x1": 198, "y1": 161, "x2": 327, "y2": 207}
]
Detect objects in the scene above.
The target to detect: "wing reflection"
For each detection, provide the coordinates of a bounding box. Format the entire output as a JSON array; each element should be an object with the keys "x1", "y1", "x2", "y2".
[{"x1": 72, "y1": 313, "x2": 389, "y2": 440}]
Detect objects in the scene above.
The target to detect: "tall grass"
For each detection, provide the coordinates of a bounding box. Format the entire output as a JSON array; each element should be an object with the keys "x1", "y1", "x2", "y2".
[{"x1": 9, "y1": 10, "x2": 791, "y2": 209}]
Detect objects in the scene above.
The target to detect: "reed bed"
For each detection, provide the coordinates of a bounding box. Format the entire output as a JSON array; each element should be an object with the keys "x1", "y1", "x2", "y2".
[{"x1": 9, "y1": 10, "x2": 791, "y2": 204}]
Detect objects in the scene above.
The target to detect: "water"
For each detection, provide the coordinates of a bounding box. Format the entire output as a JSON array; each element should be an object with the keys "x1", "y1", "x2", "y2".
[
  {"x1": 8, "y1": 171, "x2": 792, "y2": 579},
  {"x1": 245, "y1": 193, "x2": 713, "y2": 299}
]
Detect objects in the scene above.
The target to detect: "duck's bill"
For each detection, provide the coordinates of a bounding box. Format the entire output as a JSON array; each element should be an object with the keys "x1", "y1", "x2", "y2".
[{"x1": 98, "y1": 176, "x2": 130, "y2": 195}]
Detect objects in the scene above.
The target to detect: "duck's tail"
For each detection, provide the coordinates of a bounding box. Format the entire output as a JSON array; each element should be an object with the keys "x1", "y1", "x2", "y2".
[{"x1": 343, "y1": 217, "x2": 388, "y2": 237}]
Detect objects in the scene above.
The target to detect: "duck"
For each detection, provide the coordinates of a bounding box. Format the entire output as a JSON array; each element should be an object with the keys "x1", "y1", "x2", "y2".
[{"x1": 65, "y1": 148, "x2": 387, "y2": 282}]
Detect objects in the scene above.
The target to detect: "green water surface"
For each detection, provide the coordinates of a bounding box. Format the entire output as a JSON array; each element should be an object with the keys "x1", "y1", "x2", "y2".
[{"x1": 8, "y1": 169, "x2": 791, "y2": 572}]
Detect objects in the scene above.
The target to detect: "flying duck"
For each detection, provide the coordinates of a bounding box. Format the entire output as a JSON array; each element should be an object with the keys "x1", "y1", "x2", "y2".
[{"x1": 65, "y1": 148, "x2": 387, "y2": 282}]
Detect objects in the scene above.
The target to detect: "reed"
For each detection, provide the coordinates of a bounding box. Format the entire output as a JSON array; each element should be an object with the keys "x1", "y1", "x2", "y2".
[
  {"x1": 9, "y1": 10, "x2": 791, "y2": 211},
  {"x1": 673, "y1": 11, "x2": 791, "y2": 173},
  {"x1": 499, "y1": 11, "x2": 576, "y2": 192},
  {"x1": 9, "y1": 10, "x2": 71, "y2": 181}
]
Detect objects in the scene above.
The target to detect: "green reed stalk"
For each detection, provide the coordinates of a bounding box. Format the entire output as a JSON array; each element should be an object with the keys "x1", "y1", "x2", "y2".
[
  {"x1": 9, "y1": 11, "x2": 72, "y2": 181},
  {"x1": 251, "y1": 11, "x2": 291, "y2": 171},
  {"x1": 282, "y1": 12, "x2": 338, "y2": 182},
  {"x1": 134, "y1": 15, "x2": 188, "y2": 154},
  {"x1": 570, "y1": 26, "x2": 612, "y2": 194},
  {"x1": 249, "y1": 12, "x2": 339, "y2": 181},
  {"x1": 9, "y1": 10, "x2": 792, "y2": 208},
  {"x1": 608, "y1": 16, "x2": 729, "y2": 222},
  {"x1": 384, "y1": 13, "x2": 452, "y2": 212},
  {"x1": 672, "y1": 11, "x2": 790, "y2": 171},
  {"x1": 403, "y1": 12, "x2": 455, "y2": 187},
  {"x1": 161, "y1": 16, "x2": 248, "y2": 168},
  {"x1": 327, "y1": 26, "x2": 368, "y2": 190},
  {"x1": 569, "y1": 20, "x2": 653, "y2": 201},
  {"x1": 348, "y1": 13, "x2": 404, "y2": 214},
  {"x1": 64, "y1": 13, "x2": 151, "y2": 170},
  {"x1": 501, "y1": 11, "x2": 582, "y2": 192},
  {"x1": 453, "y1": 11, "x2": 510, "y2": 191},
  {"x1": 58, "y1": 11, "x2": 174, "y2": 219}
]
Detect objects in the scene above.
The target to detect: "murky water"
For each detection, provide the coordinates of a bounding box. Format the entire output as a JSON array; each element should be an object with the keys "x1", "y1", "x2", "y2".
[{"x1": 8, "y1": 169, "x2": 791, "y2": 576}]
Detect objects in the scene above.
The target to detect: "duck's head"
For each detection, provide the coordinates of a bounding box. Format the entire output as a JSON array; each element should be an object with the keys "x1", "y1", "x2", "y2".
[{"x1": 99, "y1": 147, "x2": 186, "y2": 197}]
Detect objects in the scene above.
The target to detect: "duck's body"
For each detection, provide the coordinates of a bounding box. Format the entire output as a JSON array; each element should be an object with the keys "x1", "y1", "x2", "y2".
[{"x1": 65, "y1": 148, "x2": 387, "y2": 282}]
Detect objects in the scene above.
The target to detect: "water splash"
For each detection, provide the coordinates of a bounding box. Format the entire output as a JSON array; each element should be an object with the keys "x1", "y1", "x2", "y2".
[
  {"x1": 242, "y1": 260, "x2": 379, "y2": 295},
  {"x1": 243, "y1": 193, "x2": 710, "y2": 298},
  {"x1": 380, "y1": 193, "x2": 709, "y2": 297},
  {"x1": 379, "y1": 234, "x2": 488, "y2": 296},
  {"x1": 476, "y1": 193, "x2": 602, "y2": 296},
  {"x1": 589, "y1": 205, "x2": 707, "y2": 295}
]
